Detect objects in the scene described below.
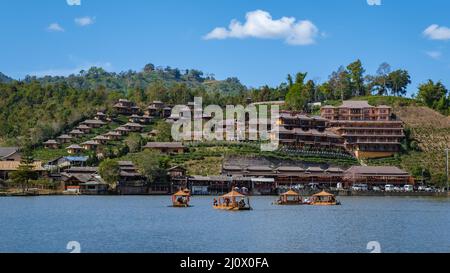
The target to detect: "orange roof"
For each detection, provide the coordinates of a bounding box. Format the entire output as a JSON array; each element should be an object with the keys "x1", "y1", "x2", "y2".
[
  {"x1": 313, "y1": 191, "x2": 335, "y2": 197},
  {"x1": 222, "y1": 190, "x2": 245, "y2": 198},
  {"x1": 281, "y1": 189, "x2": 299, "y2": 196},
  {"x1": 173, "y1": 189, "x2": 190, "y2": 197}
]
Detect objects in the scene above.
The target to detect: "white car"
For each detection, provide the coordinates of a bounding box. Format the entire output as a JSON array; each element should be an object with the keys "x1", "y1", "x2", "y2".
[
  {"x1": 403, "y1": 185, "x2": 414, "y2": 192},
  {"x1": 372, "y1": 186, "x2": 381, "y2": 192},
  {"x1": 385, "y1": 184, "x2": 395, "y2": 192}
]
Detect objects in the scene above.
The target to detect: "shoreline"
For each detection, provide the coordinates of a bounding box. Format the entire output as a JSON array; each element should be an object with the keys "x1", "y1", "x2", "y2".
[{"x1": 1, "y1": 191, "x2": 449, "y2": 198}]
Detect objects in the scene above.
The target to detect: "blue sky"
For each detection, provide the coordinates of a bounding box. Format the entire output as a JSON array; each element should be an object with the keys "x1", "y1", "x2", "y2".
[{"x1": 1, "y1": 0, "x2": 450, "y2": 96}]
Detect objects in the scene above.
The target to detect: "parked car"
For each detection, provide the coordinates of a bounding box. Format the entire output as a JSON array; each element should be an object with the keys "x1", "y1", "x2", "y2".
[
  {"x1": 372, "y1": 186, "x2": 381, "y2": 192},
  {"x1": 385, "y1": 184, "x2": 394, "y2": 192},
  {"x1": 418, "y1": 186, "x2": 427, "y2": 192},
  {"x1": 352, "y1": 184, "x2": 368, "y2": 191},
  {"x1": 403, "y1": 185, "x2": 414, "y2": 192}
]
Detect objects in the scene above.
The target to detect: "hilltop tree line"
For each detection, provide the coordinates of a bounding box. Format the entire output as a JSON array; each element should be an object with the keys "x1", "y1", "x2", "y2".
[{"x1": 1, "y1": 61, "x2": 450, "y2": 146}]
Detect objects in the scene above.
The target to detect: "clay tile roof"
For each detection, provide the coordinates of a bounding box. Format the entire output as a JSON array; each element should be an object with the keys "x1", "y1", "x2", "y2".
[{"x1": 340, "y1": 100, "x2": 372, "y2": 108}]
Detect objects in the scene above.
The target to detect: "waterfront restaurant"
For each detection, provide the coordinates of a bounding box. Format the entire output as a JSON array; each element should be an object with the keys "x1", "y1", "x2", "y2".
[
  {"x1": 343, "y1": 166, "x2": 414, "y2": 187},
  {"x1": 0, "y1": 161, "x2": 46, "y2": 181},
  {"x1": 222, "y1": 164, "x2": 345, "y2": 189}
]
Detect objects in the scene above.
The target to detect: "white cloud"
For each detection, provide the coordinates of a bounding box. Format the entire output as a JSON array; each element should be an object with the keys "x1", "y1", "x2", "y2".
[
  {"x1": 367, "y1": 0, "x2": 381, "y2": 6},
  {"x1": 423, "y1": 24, "x2": 450, "y2": 40},
  {"x1": 203, "y1": 10, "x2": 319, "y2": 46},
  {"x1": 75, "y1": 16, "x2": 95, "y2": 26},
  {"x1": 47, "y1": 23, "x2": 64, "y2": 32},
  {"x1": 67, "y1": 0, "x2": 81, "y2": 6},
  {"x1": 426, "y1": 51, "x2": 442, "y2": 60}
]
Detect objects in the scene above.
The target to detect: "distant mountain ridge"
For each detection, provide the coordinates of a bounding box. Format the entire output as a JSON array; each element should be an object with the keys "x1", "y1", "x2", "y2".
[{"x1": 0, "y1": 72, "x2": 13, "y2": 83}]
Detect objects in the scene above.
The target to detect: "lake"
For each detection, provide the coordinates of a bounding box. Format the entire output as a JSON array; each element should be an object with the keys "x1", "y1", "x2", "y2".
[{"x1": 0, "y1": 196, "x2": 449, "y2": 253}]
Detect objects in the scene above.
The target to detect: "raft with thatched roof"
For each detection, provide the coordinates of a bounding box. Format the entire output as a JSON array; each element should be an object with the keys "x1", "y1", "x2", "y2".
[
  {"x1": 213, "y1": 190, "x2": 252, "y2": 211},
  {"x1": 274, "y1": 189, "x2": 305, "y2": 205},
  {"x1": 171, "y1": 189, "x2": 191, "y2": 207}
]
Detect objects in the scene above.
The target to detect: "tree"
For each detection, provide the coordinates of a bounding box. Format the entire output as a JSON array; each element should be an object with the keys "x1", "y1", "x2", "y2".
[
  {"x1": 132, "y1": 150, "x2": 168, "y2": 183},
  {"x1": 366, "y1": 62, "x2": 392, "y2": 96},
  {"x1": 375, "y1": 62, "x2": 391, "y2": 95},
  {"x1": 347, "y1": 59, "x2": 366, "y2": 96},
  {"x1": 98, "y1": 159, "x2": 120, "y2": 189},
  {"x1": 285, "y1": 72, "x2": 309, "y2": 111},
  {"x1": 387, "y1": 70, "x2": 411, "y2": 96},
  {"x1": 125, "y1": 133, "x2": 143, "y2": 153},
  {"x1": 154, "y1": 120, "x2": 173, "y2": 142},
  {"x1": 328, "y1": 66, "x2": 352, "y2": 100},
  {"x1": 9, "y1": 146, "x2": 38, "y2": 193},
  {"x1": 417, "y1": 80, "x2": 448, "y2": 110}
]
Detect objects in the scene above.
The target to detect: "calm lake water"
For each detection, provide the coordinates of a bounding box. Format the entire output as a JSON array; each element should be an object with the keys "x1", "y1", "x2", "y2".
[{"x1": 0, "y1": 196, "x2": 449, "y2": 253}]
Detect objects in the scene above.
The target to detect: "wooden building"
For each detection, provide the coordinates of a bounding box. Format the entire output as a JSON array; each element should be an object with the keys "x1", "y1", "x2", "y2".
[
  {"x1": 113, "y1": 99, "x2": 140, "y2": 115},
  {"x1": 123, "y1": 122, "x2": 144, "y2": 132},
  {"x1": 76, "y1": 124, "x2": 92, "y2": 134},
  {"x1": 116, "y1": 161, "x2": 147, "y2": 195},
  {"x1": 321, "y1": 101, "x2": 404, "y2": 159},
  {"x1": 69, "y1": 129, "x2": 84, "y2": 138},
  {"x1": 95, "y1": 112, "x2": 107, "y2": 121},
  {"x1": 43, "y1": 140, "x2": 59, "y2": 149},
  {"x1": 66, "y1": 144, "x2": 83, "y2": 155},
  {"x1": 343, "y1": 166, "x2": 414, "y2": 187},
  {"x1": 81, "y1": 140, "x2": 99, "y2": 151},
  {"x1": 143, "y1": 142, "x2": 186, "y2": 154},
  {"x1": 57, "y1": 134, "x2": 73, "y2": 144},
  {"x1": 82, "y1": 119, "x2": 107, "y2": 128},
  {"x1": 0, "y1": 147, "x2": 21, "y2": 161}
]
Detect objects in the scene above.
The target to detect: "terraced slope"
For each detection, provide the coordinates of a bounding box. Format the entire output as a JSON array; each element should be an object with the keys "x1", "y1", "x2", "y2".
[{"x1": 368, "y1": 105, "x2": 450, "y2": 185}]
